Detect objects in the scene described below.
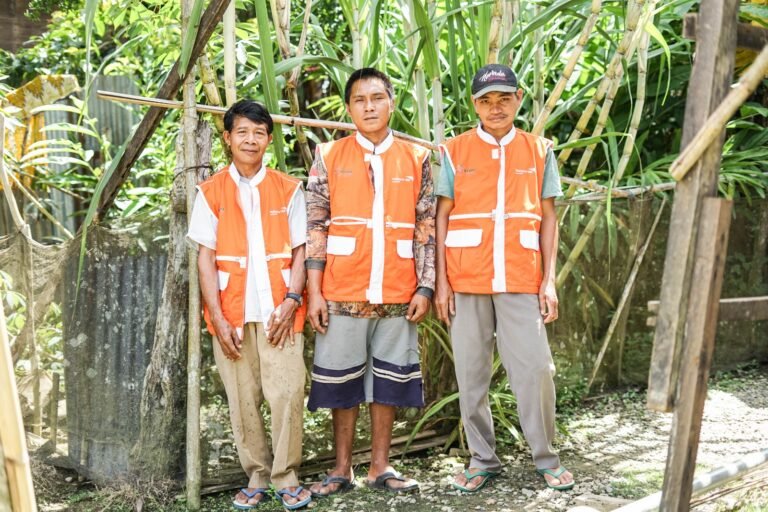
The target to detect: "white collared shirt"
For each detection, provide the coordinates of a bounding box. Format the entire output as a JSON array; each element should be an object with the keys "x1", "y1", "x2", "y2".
[{"x1": 187, "y1": 163, "x2": 307, "y2": 322}]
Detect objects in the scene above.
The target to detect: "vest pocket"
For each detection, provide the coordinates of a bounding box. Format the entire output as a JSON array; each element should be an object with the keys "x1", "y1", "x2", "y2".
[
  {"x1": 520, "y1": 230, "x2": 540, "y2": 251},
  {"x1": 445, "y1": 229, "x2": 482, "y2": 247},
  {"x1": 397, "y1": 239, "x2": 414, "y2": 258},
  {"x1": 327, "y1": 235, "x2": 356, "y2": 255},
  {"x1": 217, "y1": 270, "x2": 230, "y2": 291}
]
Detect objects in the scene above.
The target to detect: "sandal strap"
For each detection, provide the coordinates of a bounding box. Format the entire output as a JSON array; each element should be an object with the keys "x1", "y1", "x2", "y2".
[
  {"x1": 240, "y1": 488, "x2": 269, "y2": 499},
  {"x1": 277, "y1": 486, "x2": 305, "y2": 498},
  {"x1": 463, "y1": 468, "x2": 497, "y2": 479},
  {"x1": 539, "y1": 466, "x2": 567, "y2": 478}
]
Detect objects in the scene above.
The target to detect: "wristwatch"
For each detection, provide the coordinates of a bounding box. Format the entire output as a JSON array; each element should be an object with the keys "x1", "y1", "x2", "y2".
[{"x1": 285, "y1": 292, "x2": 303, "y2": 306}]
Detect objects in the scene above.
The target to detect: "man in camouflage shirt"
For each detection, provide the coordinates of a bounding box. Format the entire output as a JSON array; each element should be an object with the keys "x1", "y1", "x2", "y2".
[{"x1": 305, "y1": 68, "x2": 435, "y2": 496}]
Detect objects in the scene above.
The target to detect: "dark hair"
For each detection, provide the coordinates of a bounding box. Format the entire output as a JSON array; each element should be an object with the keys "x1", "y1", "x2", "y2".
[
  {"x1": 224, "y1": 100, "x2": 273, "y2": 134},
  {"x1": 344, "y1": 68, "x2": 394, "y2": 104}
]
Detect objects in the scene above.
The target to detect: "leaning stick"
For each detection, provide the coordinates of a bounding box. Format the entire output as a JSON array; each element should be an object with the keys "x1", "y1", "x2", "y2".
[
  {"x1": 96, "y1": 90, "x2": 439, "y2": 151},
  {"x1": 555, "y1": 203, "x2": 605, "y2": 289},
  {"x1": 0, "y1": 115, "x2": 28, "y2": 234},
  {"x1": 587, "y1": 197, "x2": 666, "y2": 391},
  {"x1": 568, "y1": 181, "x2": 677, "y2": 202},
  {"x1": 6, "y1": 170, "x2": 74, "y2": 239},
  {"x1": 670, "y1": 43, "x2": 768, "y2": 181}
]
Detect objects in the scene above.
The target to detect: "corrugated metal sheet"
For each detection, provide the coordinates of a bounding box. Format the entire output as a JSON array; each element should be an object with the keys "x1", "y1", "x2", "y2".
[{"x1": 61, "y1": 225, "x2": 167, "y2": 482}]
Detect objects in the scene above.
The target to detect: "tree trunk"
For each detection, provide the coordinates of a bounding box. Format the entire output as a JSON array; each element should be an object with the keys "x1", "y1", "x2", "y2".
[{"x1": 129, "y1": 122, "x2": 212, "y2": 480}]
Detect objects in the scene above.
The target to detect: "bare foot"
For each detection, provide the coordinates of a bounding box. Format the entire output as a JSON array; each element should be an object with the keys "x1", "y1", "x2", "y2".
[
  {"x1": 367, "y1": 466, "x2": 419, "y2": 492},
  {"x1": 541, "y1": 466, "x2": 574, "y2": 487},
  {"x1": 453, "y1": 468, "x2": 497, "y2": 491},
  {"x1": 234, "y1": 488, "x2": 268, "y2": 507},
  {"x1": 309, "y1": 467, "x2": 354, "y2": 496},
  {"x1": 278, "y1": 486, "x2": 311, "y2": 507}
]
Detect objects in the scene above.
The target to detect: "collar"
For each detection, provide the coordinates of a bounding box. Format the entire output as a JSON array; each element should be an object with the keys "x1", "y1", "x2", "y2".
[
  {"x1": 355, "y1": 130, "x2": 394, "y2": 155},
  {"x1": 477, "y1": 124, "x2": 516, "y2": 146},
  {"x1": 229, "y1": 161, "x2": 267, "y2": 187}
]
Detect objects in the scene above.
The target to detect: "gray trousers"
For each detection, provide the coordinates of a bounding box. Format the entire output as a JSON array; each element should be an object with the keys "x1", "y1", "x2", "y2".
[{"x1": 450, "y1": 292, "x2": 560, "y2": 471}]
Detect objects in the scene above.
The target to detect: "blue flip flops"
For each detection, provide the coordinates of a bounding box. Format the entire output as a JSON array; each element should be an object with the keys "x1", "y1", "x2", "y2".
[
  {"x1": 276, "y1": 486, "x2": 312, "y2": 510},
  {"x1": 232, "y1": 488, "x2": 270, "y2": 510}
]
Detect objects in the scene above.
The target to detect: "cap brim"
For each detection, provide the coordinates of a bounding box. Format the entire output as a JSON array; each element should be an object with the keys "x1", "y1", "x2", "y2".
[{"x1": 472, "y1": 84, "x2": 518, "y2": 99}]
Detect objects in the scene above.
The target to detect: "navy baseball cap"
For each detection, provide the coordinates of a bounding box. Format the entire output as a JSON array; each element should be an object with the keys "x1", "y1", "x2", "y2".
[{"x1": 471, "y1": 64, "x2": 518, "y2": 99}]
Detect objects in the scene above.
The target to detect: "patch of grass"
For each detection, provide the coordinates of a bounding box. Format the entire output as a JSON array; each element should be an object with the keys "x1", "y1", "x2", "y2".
[{"x1": 608, "y1": 469, "x2": 664, "y2": 500}]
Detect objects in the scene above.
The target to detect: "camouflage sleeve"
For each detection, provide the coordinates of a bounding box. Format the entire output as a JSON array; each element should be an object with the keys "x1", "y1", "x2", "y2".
[
  {"x1": 305, "y1": 146, "x2": 330, "y2": 269},
  {"x1": 414, "y1": 155, "x2": 436, "y2": 293}
]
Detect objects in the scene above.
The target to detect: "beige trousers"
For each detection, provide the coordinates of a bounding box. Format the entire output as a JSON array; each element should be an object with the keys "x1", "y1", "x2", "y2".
[
  {"x1": 212, "y1": 322, "x2": 306, "y2": 490},
  {"x1": 450, "y1": 293, "x2": 560, "y2": 471}
]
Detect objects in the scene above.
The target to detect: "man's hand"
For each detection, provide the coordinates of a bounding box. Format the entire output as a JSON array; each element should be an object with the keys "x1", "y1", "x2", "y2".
[
  {"x1": 434, "y1": 279, "x2": 455, "y2": 326},
  {"x1": 539, "y1": 279, "x2": 559, "y2": 324},
  {"x1": 266, "y1": 300, "x2": 298, "y2": 349},
  {"x1": 213, "y1": 314, "x2": 242, "y2": 360},
  {"x1": 307, "y1": 291, "x2": 329, "y2": 334},
  {"x1": 406, "y1": 294, "x2": 430, "y2": 323}
]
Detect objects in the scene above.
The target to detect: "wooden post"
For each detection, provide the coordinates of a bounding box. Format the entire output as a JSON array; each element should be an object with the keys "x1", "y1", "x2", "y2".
[
  {"x1": 647, "y1": 0, "x2": 738, "y2": 413},
  {"x1": 660, "y1": 198, "x2": 732, "y2": 510},
  {"x1": 0, "y1": 302, "x2": 38, "y2": 512},
  {"x1": 182, "y1": 0, "x2": 202, "y2": 507}
]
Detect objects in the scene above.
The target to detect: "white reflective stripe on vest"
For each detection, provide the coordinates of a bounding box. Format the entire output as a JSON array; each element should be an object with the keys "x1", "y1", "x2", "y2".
[
  {"x1": 215, "y1": 255, "x2": 247, "y2": 268},
  {"x1": 367, "y1": 153, "x2": 386, "y2": 304},
  {"x1": 448, "y1": 212, "x2": 494, "y2": 221},
  {"x1": 492, "y1": 146, "x2": 507, "y2": 293},
  {"x1": 330, "y1": 216, "x2": 370, "y2": 226},
  {"x1": 505, "y1": 212, "x2": 542, "y2": 221},
  {"x1": 265, "y1": 253, "x2": 292, "y2": 261},
  {"x1": 386, "y1": 221, "x2": 416, "y2": 229}
]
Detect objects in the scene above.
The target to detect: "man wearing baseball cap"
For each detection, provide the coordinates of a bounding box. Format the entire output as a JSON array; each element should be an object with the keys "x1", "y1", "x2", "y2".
[{"x1": 434, "y1": 64, "x2": 573, "y2": 492}]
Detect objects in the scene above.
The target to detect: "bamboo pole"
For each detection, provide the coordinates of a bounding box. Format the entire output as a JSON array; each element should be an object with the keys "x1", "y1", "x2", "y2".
[
  {"x1": 487, "y1": 0, "x2": 504, "y2": 64},
  {"x1": 532, "y1": 0, "x2": 602, "y2": 135},
  {"x1": 555, "y1": 203, "x2": 604, "y2": 289},
  {"x1": 272, "y1": 0, "x2": 314, "y2": 168},
  {"x1": 0, "y1": 301, "x2": 38, "y2": 512},
  {"x1": 670, "y1": 43, "x2": 768, "y2": 182},
  {"x1": 181, "y1": 0, "x2": 201, "y2": 508},
  {"x1": 557, "y1": 0, "x2": 646, "y2": 164},
  {"x1": 612, "y1": 30, "x2": 650, "y2": 186},
  {"x1": 428, "y1": 0, "x2": 444, "y2": 146},
  {"x1": 586, "y1": 198, "x2": 666, "y2": 391},
  {"x1": 223, "y1": 1, "x2": 237, "y2": 106},
  {"x1": 96, "y1": 90, "x2": 439, "y2": 150},
  {"x1": 197, "y1": 53, "x2": 225, "y2": 132},
  {"x1": 405, "y1": 0, "x2": 430, "y2": 140},
  {"x1": 532, "y1": 4, "x2": 545, "y2": 121}
]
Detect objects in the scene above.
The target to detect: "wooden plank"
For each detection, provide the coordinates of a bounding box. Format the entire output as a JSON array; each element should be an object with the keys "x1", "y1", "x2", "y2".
[
  {"x1": 684, "y1": 13, "x2": 768, "y2": 52},
  {"x1": 661, "y1": 198, "x2": 733, "y2": 511},
  {"x1": 94, "y1": 0, "x2": 231, "y2": 221},
  {"x1": 647, "y1": 0, "x2": 739, "y2": 413},
  {"x1": 648, "y1": 296, "x2": 768, "y2": 325}
]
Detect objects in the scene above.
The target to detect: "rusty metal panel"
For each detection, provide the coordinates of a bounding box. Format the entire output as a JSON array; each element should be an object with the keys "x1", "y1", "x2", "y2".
[{"x1": 61, "y1": 226, "x2": 167, "y2": 482}]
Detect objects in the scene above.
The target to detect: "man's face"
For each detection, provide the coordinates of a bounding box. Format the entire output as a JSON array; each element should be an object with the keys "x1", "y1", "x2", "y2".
[
  {"x1": 346, "y1": 77, "x2": 394, "y2": 136},
  {"x1": 223, "y1": 115, "x2": 272, "y2": 168},
  {"x1": 473, "y1": 90, "x2": 522, "y2": 134}
]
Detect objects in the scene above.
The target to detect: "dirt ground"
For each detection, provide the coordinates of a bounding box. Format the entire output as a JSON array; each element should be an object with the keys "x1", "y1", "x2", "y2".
[{"x1": 34, "y1": 363, "x2": 768, "y2": 511}]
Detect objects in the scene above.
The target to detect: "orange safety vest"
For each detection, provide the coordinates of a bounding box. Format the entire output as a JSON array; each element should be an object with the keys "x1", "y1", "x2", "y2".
[
  {"x1": 197, "y1": 165, "x2": 306, "y2": 335},
  {"x1": 441, "y1": 126, "x2": 550, "y2": 294},
  {"x1": 320, "y1": 132, "x2": 429, "y2": 303}
]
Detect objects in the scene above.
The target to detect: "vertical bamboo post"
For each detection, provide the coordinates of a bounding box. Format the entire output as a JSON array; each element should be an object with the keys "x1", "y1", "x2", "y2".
[
  {"x1": 487, "y1": 0, "x2": 503, "y2": 64},
  {"x1": 428, "y1": 0, "x2": 444, "y2": 146},
  {"x1": 223, "y1": 0, "x2": 237, "y2": 106},
  {"x1": 0, "y1": 302, "x2": 38, "y2": 512},
  {"x1": 181, "y1": 0, "x2": 202, "y2": 508},
  {"x1": 532, "y1": 4, "x2": 545, "y2": 120},
  {"x1": 405, "y1": 0, "x2": 430, "y2": 140}
]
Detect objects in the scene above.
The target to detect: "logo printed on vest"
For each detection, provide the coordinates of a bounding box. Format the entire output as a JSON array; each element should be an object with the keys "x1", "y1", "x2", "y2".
[
  {"x1": 269, "y1": 206, "x2": 288, "y2": 216},
  {"x1": 335, "y1": 168, "x2": 354, "y2": 177},
  {"x1": 456, "y1": 165, "x2": 476, "y2": 175},
  {"x1": 514, "y1": 167, "x2": 537, "y2": 175},
  {"x1": 391, "y1": 176, "x2": 415, "y2": 183}
]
